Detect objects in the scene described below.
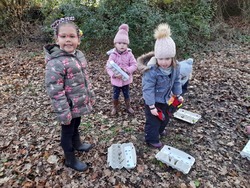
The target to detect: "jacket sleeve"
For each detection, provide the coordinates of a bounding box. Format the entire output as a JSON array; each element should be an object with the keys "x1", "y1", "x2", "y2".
[
  {"x1": 106, "y1": 53, "x2": 116, "y2": 78},
  {"x1": 126, "y1": 52, "x2": 137, "y2": 74},
  {"x1": 142, "y1": 69, "x2": 156, "y2": 106},
  {"x1": 45, "y1": 60, "x2": 72, "y2": 125},
  {"x1": 83, "y1": 59, "x2": 96, "y2": 106},
  {"x1": 172, "y1": 65, "x2": 182, "y2": 96}
]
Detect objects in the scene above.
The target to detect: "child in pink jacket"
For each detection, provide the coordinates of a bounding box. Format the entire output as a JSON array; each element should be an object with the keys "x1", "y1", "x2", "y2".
[{"x1": 106, "y1": 24, "x2": 137, "y2": 115}]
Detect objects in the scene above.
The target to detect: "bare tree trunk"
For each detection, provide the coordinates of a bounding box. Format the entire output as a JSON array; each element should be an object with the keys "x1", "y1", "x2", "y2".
[{"x1": 212, "y1": 0, "x2": 226, "y2": 21}]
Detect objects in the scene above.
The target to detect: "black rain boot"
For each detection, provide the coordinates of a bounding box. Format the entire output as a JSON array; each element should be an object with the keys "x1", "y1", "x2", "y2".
[
  {"x1": 64, "y1": 152, "x2": 88, "y2": 172},
  {"x1": 73, "y1": 135, "x2": 94, "y2": 152}
]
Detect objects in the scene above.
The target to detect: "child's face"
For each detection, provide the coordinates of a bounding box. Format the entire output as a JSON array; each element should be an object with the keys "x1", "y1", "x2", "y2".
[
  {"x1": 157, "y1": 58, "x2": 172, "y2": 69},
  {"x1": 56, "y1": 24, "x2": 80, "y2": 53},
  {"x1": 115, "y1": 42, "x2": 128, "y2": 52}
]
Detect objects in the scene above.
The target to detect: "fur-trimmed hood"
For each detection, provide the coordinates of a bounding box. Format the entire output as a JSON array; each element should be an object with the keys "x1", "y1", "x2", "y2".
[{"x1": 136, "y1": 51, "x2": 157, "y2": 73}]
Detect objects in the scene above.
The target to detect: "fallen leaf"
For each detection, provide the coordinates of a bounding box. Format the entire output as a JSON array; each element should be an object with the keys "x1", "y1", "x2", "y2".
[{"x1": 47, "y1": 155, "x2": 58, "y2": 164}]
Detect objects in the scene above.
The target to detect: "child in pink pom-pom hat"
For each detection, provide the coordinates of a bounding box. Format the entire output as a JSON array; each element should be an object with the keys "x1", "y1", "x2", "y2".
[{"x1": 106, "y1": 24, "x2": 137, "y2": 116}]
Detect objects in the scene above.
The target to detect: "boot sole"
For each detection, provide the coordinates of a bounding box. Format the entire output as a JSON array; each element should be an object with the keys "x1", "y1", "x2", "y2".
[
  {"x1": 146, "y1": 142, "x2": 163, "y2": 148},
  {"x1": 65, "y1": 163, "x2": 88, "y2": 172},
  {"x1": 75, "y1": 144, "x2": 95, "y2": 152}
]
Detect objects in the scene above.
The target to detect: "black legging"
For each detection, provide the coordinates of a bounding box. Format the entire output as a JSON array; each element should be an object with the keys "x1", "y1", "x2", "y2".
[{"x1": 60, "y1": 117, "x2": 81, "y2": 152}]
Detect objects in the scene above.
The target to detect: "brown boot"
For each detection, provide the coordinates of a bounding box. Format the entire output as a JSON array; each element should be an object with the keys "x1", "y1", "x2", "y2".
[
  {"x1": 125, "y1": 99, "x2": 134, "y2": 114},
  {"x1": 111, "y1": 99, "x2": 119, "y2": 116}
]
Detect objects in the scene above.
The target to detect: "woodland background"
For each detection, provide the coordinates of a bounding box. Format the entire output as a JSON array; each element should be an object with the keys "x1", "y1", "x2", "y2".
[{"x1": 0, "y1": 0, "x2": 249, "y2": 187}]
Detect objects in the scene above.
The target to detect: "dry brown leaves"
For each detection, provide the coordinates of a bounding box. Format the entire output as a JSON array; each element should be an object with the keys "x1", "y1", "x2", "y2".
[{"x1": 0, "y1": 40, "x2": 249, "y2": 187}]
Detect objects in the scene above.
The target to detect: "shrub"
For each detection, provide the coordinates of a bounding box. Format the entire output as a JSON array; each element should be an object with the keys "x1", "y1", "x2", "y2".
[
  {"x1": 158, "y1": 0, "x2": 215, "y2": 56},
  {"x1": 82, "y1": 0, "x2": 165, "y2": 55},
  {"x1": 1, "y1": 0, "x2": 249, "y2": 53},
  {"x1": 80, "y1": 0, "x2": 215, "y2": 56}
]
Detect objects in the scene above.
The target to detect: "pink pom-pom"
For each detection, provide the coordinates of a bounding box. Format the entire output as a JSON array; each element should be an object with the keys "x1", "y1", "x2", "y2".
[{"x1": 119, "y1": 24, "x2": 129, "y2": 32}]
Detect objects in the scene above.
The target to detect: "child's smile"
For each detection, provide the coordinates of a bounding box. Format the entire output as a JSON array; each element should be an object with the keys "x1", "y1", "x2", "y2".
[{"x1": 56, "y1": 25, "x2": 80, "y2": 53}]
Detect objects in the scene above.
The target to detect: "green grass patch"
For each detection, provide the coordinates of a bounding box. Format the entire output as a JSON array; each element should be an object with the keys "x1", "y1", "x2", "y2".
[{"x1": 123, "y1": 127, "x2": 134, "y2": 133}]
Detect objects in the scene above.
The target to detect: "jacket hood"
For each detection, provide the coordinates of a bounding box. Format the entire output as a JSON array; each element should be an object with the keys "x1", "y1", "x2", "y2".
[
  {"x1": 44, "y1": 44, "x2": 85, "y2": 63},
  {"x1": 44, "y1": 44, "x2": 63, "y2": 62},
  {"x1": 137, "y1": 51, "x2": 156, "y2": 73}
]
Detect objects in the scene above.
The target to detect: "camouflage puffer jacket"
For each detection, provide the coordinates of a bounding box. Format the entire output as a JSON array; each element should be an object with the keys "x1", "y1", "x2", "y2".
[{"x1": 44, "y1": 44, "x2": 95, "y2": 125}]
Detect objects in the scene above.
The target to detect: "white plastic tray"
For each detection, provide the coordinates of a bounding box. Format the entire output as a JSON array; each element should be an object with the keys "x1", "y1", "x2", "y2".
[
  {"x1": 107, "y1": 143, "x2": 137, "y2": 169},
  {"x1": 173, "y1": 109, "x2": 201, "y2": 124},
  {"x1": 240, "y1": 140, "x2": 250, "y2": 160},
  {"x1": 155, "y1": 145, "x2": 195, "y2": 174}
]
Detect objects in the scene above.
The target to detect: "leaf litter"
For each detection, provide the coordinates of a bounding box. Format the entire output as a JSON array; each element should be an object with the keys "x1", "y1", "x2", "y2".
[{"x1": 0, "y1": 40, "x2": 249, "y2": 187}]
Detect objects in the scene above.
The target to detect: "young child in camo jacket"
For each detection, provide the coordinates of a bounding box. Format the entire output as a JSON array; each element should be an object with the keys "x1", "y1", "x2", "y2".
[
  {"x1": 44, "y1": 17, "x2": 95, "y2": 172},
  {"x1": 106, "y1": 24, "x2": 137, "y2": 116}
]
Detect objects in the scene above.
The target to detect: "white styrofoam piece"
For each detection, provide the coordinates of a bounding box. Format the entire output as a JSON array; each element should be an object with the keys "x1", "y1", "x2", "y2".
[
  {"x1": 107, "y1": 143, "x2": 136, "y2": 169},
  {"x1": 155, "y1": 145, "x2": 195, "y2": 174},
  {"x1": 107, "y1": 61, "x2": 129, "y2": 81},
  {"x1": 240, "y1": 140, "x2": 250, "y2": 160},
  {"x1": 173, "y1": 109, "x2": 201, "y2": 124}
]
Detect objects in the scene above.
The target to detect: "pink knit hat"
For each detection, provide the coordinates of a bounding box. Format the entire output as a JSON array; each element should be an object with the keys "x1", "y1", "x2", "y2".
[
  {"x1": 114, "y1": 24, "x2": 130, "y2": 44},
  {"x1": 154, "y1": 23, "x2": 176, "y2": 58}
]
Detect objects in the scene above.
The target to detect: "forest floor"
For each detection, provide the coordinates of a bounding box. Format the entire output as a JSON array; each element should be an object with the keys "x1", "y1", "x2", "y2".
[{"x1": 0, "y1": 21, "x2": 250, "y2": 187}]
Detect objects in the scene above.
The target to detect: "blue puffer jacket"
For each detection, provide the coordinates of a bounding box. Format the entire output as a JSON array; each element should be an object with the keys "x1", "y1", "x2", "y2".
[{"x1": 138, "y1": 51, "x2": 182, "y2": 106}]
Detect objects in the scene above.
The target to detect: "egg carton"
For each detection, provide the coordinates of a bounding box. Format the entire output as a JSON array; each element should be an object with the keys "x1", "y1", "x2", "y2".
[
  {"x1": 240, "y1": 140, "x2": 250, "y2": 160},
  {"x1": 173, "y1": 109, "x2": 201, "y2": 124},
  {"x1": 155, "y1": 145, "x2": 195, "y2": 174},
  {"x1": 107, "y1": 61, "x2": 129, "y2": 81},
  {"x1": 107, "y1": 142, "x2": 136, "y2": 169}
]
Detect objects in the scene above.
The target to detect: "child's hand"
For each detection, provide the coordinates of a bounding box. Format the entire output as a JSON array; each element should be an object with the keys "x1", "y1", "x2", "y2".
[
  {"x1": 150, "y1": 108, "x2": 158, "y2": 116},
  {"x1": 62, "y1": 120, "x2": 71, "y2": 126},
  {"x1": 178, "y1": 96, "x2": 184, "y2": 103},
  {"x1": 90, "y1": 98, "x2": 95, "y2": 106},
  {"x1": 245, "y1": 126, "x2": 250, "y2": 135},
  {"x1": 112, "y1": 74, "x2": 122, "y2": 79},
  {"x1": 121, "y1": 68, "x2": 129, "y2": 74}
]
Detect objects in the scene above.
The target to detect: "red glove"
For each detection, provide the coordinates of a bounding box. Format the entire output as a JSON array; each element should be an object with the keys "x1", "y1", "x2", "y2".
[
  {"x1": 172, "y1": 97, "x2": 183, "y2": 108},
  {"x1": 167, "y1": 96, "x2": 183, "y2": 117},
  {"x1": 156, "y1": 108, "x2": 165, "y2": 121}
]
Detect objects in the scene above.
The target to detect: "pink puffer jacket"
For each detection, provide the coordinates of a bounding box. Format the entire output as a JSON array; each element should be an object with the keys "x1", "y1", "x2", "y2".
[{"x1": 106, "y1": 49, "x2": 137, "y2": 87}]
